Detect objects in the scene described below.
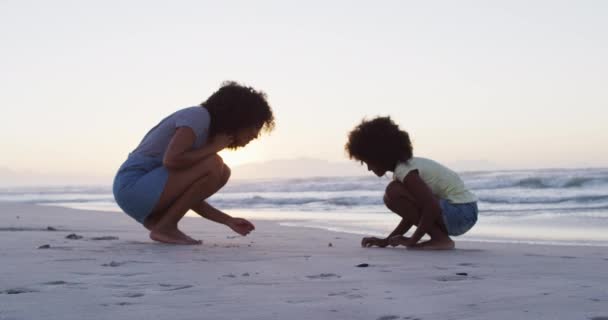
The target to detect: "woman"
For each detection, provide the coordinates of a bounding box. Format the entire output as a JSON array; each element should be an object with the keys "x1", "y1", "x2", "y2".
[{"x1": 113, "y1": 81, "x2": 275, "y2": 245}]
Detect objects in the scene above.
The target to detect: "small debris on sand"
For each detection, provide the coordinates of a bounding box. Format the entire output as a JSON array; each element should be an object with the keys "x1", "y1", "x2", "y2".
[{"x1": 65, "y1": 233, "x2": 83, "y2": 240}]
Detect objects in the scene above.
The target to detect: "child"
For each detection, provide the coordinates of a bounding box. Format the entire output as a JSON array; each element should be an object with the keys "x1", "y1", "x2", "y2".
[
  {"x1": 345, "y1": 117, "x2": 477, "y2": 250},
  {"x1": 113, "y1": 81, "x2": 275, "y2": 245}
]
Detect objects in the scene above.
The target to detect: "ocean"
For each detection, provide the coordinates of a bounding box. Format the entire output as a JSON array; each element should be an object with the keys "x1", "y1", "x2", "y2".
[{"x1": 2, "y1": 168, "x2": 608, "y2": 246}]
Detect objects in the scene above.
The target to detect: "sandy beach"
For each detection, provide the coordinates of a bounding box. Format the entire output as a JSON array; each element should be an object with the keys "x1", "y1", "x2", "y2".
[{"x1": 1, "y1": 202, "x2": 607, "y2": 320}]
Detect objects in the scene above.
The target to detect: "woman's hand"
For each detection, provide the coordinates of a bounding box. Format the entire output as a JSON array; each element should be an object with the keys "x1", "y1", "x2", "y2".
[
  {"x1": 211, "y1": 134, "x2": 234, "y2": 152},
  {"x1": 227, "y1": 217, "x2": 256, "y2": 236},
  {"x1": 361, "y1": 236, "x2": 389, "y2": 248}
]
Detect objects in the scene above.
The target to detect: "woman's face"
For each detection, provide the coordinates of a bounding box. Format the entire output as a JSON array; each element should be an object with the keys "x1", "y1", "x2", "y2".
[{"x1": 232, "y1": 126, "x2": 261, "y2": 148}]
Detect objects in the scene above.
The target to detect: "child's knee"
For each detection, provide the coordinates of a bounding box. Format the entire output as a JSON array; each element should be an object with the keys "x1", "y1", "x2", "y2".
[{"x1": 384, "y1": 181, "x2": 403, "y2": 202}]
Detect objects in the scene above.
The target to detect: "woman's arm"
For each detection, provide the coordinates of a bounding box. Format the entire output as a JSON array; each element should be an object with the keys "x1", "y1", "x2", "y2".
[
  {"x1": 196, "y1": 201, "x2": 255, "y2": 236},
  {"x1": 162, "y1": 127, "x2": 233, "y2": 170}
]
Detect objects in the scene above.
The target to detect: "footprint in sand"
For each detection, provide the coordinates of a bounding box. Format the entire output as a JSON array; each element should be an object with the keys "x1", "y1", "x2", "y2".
[
  {"x1": 119, "y1": 273, "x2": 147, "y2": 278},
  {"x1": 116, "y1": 292, "x2": 145, "y2": 298},
  {"x1": 524, "y1": 253, "x2": 546, "y2": 257},
  {"x1": 54, "y1": 258, "x2": 96, "y2": 262},
  {"x1": 433, "y1": 274, "x2": 480, "y2": 282},
  {"x1": 560, "y1": 256, "x2": 577, "y2": 259},
  {"x1": 328, "y1": 289, "x2": 365, "y2": 299},
  {"x1": 90, "y1": 236, "x2": 119, "y2": 241},
  {"x1": 306, "y1": 273, "x2": 341, "y2": 280},
  {"x1": 102, "y1": 261, "x2": 126, "y2": 267},
  {"x1": 328, "y1": 291, "x2": 349, "y2": 297},
  {"x1": 285, "y1": 298, "x2": 318, "y2": 304},
  {"x1": 102, "y1": 260, "x2": 152, "y2": 267},
  {"x1": 42, "y1": 281, "x2": 80, "y2": 286},
  {"x1": 2, "y1": 288, "x2": 38, "y2": 294},
  {"x1": 46, "y1": 246, "x2": 74, "y2": 251},
  {"x1": 100, "y1": 302, "x2": 135, "y2": 307},
  {"x1": 158, "y1": 284, "x2": 193, "y2": 291},
  {"x1": 589, "y1": 317, "x2": 608, "y2": 320},
  {"x1": 376, "y1": 316, "x2": 399, "y2": 320},
  {"x1": 0, "y1": 227, "x2": 61, "y2": 232},
  {"x1": 457, "y1": 262, "x2": 478, "y2": 267},
  {"x1": 43, "y1": 281, "x2": 69, "y2": 285}
]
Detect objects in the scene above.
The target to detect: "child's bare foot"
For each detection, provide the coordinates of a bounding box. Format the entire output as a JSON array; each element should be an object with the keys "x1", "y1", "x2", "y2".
[
  {"x1": 409, "y1": 238, "x2": 455, "y2": 250},
  {"x1": 149, "y1": 228, "x2": 201, "y2": 245}
]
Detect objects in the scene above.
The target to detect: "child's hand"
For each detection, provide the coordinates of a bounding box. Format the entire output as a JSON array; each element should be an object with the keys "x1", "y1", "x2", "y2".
[
  {"x1": 211, "y1": 134, "x2": 234, "y2": 151},
  {"x1": 388, "y1": 235, "x2": 413, "y2": 247},
  {"x1": 361, "y1": 237, "x2": 389, "y2": 248},
  {"x1": 227, "y1": 217, "x2": 255, "y2": 236}
]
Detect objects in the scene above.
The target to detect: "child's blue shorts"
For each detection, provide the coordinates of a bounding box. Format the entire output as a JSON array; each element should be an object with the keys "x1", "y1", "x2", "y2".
[
  {"x1": 112, "y1": 154, "x2": 168, "y2": 224},
  {"x1": 439, "y1": 200, "x2": 478, "y2": 236}
]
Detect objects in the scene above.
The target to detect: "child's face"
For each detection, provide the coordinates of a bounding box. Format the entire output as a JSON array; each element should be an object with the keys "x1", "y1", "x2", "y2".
[{"x1": 366, "y1": 161, "x2": 387, "y2": 177}]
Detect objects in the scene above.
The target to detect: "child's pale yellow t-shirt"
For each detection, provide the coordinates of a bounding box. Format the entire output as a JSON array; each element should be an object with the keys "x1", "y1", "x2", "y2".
[{"x1": 393, "y1": 157, "x2": 477, "y2": 203}]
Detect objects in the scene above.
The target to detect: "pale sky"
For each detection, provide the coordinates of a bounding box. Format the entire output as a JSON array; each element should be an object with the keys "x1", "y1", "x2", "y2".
[{"x1": 1, "y1": 0, "x2": 607, "y2": 180}]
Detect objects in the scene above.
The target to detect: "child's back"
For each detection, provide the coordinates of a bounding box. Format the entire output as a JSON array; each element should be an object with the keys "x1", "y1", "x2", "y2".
[{"x1": 393, "y1": 157, "x2": 477, "y2": 204}]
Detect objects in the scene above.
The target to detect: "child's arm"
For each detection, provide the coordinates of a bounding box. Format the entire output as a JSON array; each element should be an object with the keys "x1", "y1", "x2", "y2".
[
  {"x1": 362, "y1": 219, "x2": 412, "y2": 247},
  {"x1": 387, "y1": 218, "x2": 413, "y2": 241},
  {"x1": 163, "y1": 127, "x2": 233, "y2": 170},
  {"x1": 400, "y1": 171, "x2": 443, "y2": 245}
]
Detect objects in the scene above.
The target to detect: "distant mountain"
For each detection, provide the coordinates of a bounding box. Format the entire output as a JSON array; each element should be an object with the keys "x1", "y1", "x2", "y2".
[
  {"x1": 0, "y1": 166, "x2": 110, "y2": 187},
  {"x1": 0, "y1": 158, "x2": 503, "y2": 186},
  {"x1": 231, "y1": 158, "x2": 504, "y2": 180},
  {"x1": 231, "y1": 158, "x2": 367, "y2": 180},
  {"x1": 446, "y1": 160, "x2": 502, "y2": 172}
]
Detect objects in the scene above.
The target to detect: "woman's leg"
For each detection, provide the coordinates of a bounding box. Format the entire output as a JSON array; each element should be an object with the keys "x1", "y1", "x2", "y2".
[
  {"x1": 190, "y1": 165, "x2": 231, "y2": 216},
  {"x1": 144, "y1": 155, "x2": 225, "y2": 244},
  {"x1": 384, "y1": 181, "x2": 454, "y2": 249}
]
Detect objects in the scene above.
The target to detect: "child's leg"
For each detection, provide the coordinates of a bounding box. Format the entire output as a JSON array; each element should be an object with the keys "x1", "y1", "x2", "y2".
[
  {"x1": 144, "y1": 155, "x2": 225, "y2": 244},
  {"x1": 384, "y1": 181, "x2": 421, "y2": 223},
  {"x1": 384, "y1": 181, "x2": 454, "y2": 250}
]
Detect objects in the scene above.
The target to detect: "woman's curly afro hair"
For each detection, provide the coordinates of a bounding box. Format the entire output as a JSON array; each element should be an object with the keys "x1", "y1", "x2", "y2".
[
  {"x1": 202, "y1": 81, "x2": 275, "y2": 137},
  {"x1": 345, "y1": 116, "x2": 413, "y2": 171}
]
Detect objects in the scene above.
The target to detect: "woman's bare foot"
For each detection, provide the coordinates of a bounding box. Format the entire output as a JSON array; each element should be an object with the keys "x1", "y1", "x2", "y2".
[
  {"x1": 409, "y1": 238, "x2": 455, "y2": 250},
  {"x1": 149, "y1": 227, "x2": 201, "y2": 245},
  {"x1": 175, "y1": 229, "x2": 202, "y2": 245}
]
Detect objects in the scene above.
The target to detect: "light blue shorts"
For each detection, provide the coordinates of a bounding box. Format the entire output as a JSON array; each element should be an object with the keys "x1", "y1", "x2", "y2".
[
  {"x1": 439, "y1": 200, "x2": 478, "y2": 236},
  {"x1": 112, "y1": 154, "x2": 169, "y2": 224}
]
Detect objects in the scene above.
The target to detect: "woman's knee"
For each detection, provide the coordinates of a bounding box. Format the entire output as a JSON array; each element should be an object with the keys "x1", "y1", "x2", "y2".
[
  {"x1": 201, "y1": 154, "x2": 224, "y2": 170},
  {"x1": 219, "y1": 165, "x2": 231, "y2": 187},
  {"x1": 190, "y1": 155, "x2": 224, "y2": 180}
]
